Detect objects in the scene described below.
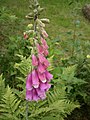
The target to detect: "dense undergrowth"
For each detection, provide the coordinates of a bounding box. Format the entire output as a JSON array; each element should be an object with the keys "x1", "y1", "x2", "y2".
[{"x1": 0, "y1": 0, "x2": 90, "y2": 120}]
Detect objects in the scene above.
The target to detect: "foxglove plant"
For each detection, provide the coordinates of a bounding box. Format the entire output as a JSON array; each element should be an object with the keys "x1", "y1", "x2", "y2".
[{"x1": 25, "y1": 0, "x2": 53, "y2": 101}]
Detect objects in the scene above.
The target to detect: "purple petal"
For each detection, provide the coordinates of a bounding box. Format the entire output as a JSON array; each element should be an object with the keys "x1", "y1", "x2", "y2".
[
  {"x1": 32, "y1": 70, "x2": 39, "y2": 88},
  {"x1": 43, "y1": 59, "x2": 50, "y2": 68},
  {"x1": 38, "y1": 54, "x2": 45, "y2": 63},
  {"x1": 32, "y1": 89, "x2": 40, "y2": 101},
  {"x1": 26, "y1": 89, "x2": 33, "y2": 101},
  {"x1": 41, "y1": 37, "x2": 49, "y2": 49},
  {"x1": 37, "y1": 44, "x2": 44, "y2": 54},
  {"x1": 38, "y1": 72, "x2": 46, "y2": 83},
  {"x1": 40, "y1": 82, "x2": 51, "y2": 91},
  {"x1": 36, "y1": 88, "x2": 46, "y2": 100},
  {"x1": 44, "y1": 49, "x2": 49, "y2": 56},
  {"x1": 45, "y1": 70, "x2": 53, "y2": 82},
  {"x1": 42, "y1": 30, "x2": 48, "y2": 38},
  {"x1": 26, "y1": 73, "x2": 33, "y2": 90},
  {"x1": 37, "y1": 63, "x2": 46, "y2": 73},
  {"x1": 32, "y1": 54, "x2": 38, "y2": 66}
]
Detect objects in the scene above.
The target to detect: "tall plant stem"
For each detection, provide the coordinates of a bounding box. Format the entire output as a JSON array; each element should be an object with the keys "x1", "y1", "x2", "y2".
[
  {"x1": 25, "y1": 12, "x2": 38, "y2": 120},
  {"x1": 26, "y1": 101, "x2": 28, "y2": 120}
]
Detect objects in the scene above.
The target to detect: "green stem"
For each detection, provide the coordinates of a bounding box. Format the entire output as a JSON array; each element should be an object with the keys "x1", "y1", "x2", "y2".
[{"x1": 26, "y1": 101, "x2": 28, "y2": 120}]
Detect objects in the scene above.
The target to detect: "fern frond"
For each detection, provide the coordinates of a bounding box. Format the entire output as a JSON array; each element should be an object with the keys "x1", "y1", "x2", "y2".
[
  {"x1": 14, "y1": 54, "x2": 31, "y2": 76},
  {"x1": 0, "y1": 74, "x2": 6, "y2": 100},
  {"x1": 62, "y1": 65, "x2": 77, "y2": 80},
  {"x1": 47, "y1": 85, "x2": 66, "y2": 105},
  {"x1": 61, "y1": 65, "x2": 87, "y2": 85},
  {"x1": 29, "y1": 99, "x2": 79, "y2": 119},
  {"x1": 28, "y1": 83, "x2": 80, "y2": 120},
  {"x1": 47, "y1": 55, "x2": 54, "y2": 71},
  {"x1": 16, "y1": 77, "x2": 26, "y2": 83},
  {"x1": 0, "y1": 86, "x2": 21, "y2": 120}
]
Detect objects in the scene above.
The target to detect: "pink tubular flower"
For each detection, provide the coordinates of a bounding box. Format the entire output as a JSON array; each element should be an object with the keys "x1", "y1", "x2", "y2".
[
  {"x1": 45, "y1": 70, "x2": 53, "y2": 82},
  {"x1": 24, "y1": 32, "x2": 28, "y2": 39},
  {"x1": 42, "y1": 30, "x2": 48, "y2": 38},
  {"x1": 26, "y1": 70, "x2": 53, "y2": 101},
  {"x1": 37, "y1": 44, "x2": 49, "y2": 56},
  {"x1": 26, "y1": 89, "x2": 40, "y2": 101},
  {"x1": 38, "y1": 54, "x2": 49, "y2": 67},
  {"x1": 44, "y1": 49, "x2": 49, "y2": 56},
  {"x1": 32, "y1": 54, "x2": 38, "y2": 66},
  {"x1": 37, "y1": 44, "x2": 44, "y2": 54},
  {"x1": 37, "y1": 71, "x2": 46, "y2": 83},
  {"x1": 26, "y1": 20, "x2": 53, "y2": 102},
  {"x1": 32, "y1": 89, "x2": 40, "y2": 101},
  {"x1": 43, "y1": 59, "x2": 50, "y2": 68},
  {"x1": 38, "y1": 54, "x2": 45, "y2": 63},
  {"x1": 32, "y1": 70, "x2": 39, "y2": 88},
  {"x1": 41, "y1": 37, "x2": 49, "y2": 49},
  {"x1": 37, "y1": 62, "x2": 46, "y2": 73},
  {"x1": 40, "y1": 82, "x2": 51, "y2": 91},
  {"x1": 26, "y1": 73, "x2": 33, "y2": 90},
  {"x1": 26, "y1": 89, "x2": 33, "y2": 101},
  {"x1": 36, "y1": 88, "x2": 46, "y2": 100}
]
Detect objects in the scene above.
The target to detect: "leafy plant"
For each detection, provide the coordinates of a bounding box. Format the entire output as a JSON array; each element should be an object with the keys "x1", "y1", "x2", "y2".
[
  {"x1": 0, "y1": 75, "x2": 21, "y2": 120},
  {"x1": 0, "y1": 74, "x2": 6, "y2": 100},
  {"x1": 27, "y1": 82, "x2": 80, "y2": 120}
]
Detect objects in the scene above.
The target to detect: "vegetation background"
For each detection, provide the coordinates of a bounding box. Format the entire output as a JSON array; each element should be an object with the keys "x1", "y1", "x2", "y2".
[{"x1": 0, "y1": 0, "x2": 90, "y2": 120}]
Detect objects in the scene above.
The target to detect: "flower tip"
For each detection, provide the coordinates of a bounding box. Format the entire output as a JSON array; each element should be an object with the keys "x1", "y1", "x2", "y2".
[{"x1": 33, "y1": 84, "x2": 39, "y2": 88}]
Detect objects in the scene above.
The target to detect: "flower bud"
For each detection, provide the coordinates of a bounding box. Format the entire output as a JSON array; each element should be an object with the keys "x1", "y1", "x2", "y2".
[
  {"x1": 40, "y1": 19, "x2": 50, "y2": 23},
  {"x1": 27, "y1": 24, "x2": 33, "y2": 28},
  {"x1": 87, "y1": 55, "x2": 90, "y2": 58}
]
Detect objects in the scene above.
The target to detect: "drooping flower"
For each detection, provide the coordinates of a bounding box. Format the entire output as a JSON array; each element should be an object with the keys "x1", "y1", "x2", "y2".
[
  {"x1": 37, "y1": 43, "x2": 49, "y2": 56},
  {"x1": 24, "y1": 32, "x2": 28, "y2": 39},
  {"x1": 26, "y1": 73, "x2": 33, "y2": 90},
  {"x1": 45, "y1": 70, "x2": 53, "y2": 82},
  {"x1": 40, "y1": 82, "x2": 51, "y2": 91},
  {"x1": 38, "y1": 54, "x2": 49, "y2": 67},
  {"x1": 32, "y1": 89, "x2": 40, "y2": 101},
  {"x1": 43, "y1": 59, "x2": 50, "y2": 68},
  {"x1": 26, "y1": 89, "x2": 40, "y2": 101},
  {"x1": 37, "y1": 62, "x2": 46, "y2": 73},
  {"x1": 37, "y1": 71, "x2": 46, "y2": 83},
  {"x1": 41, "y1": 37, "x2": 49, "y2": 49},
  {"x1": 37, "y1": 44, "x2": 44, "y2": 54},
  {"x1": 36, "y1": 88, "x2": 46, "y2": 100},
  {"x1": 38, "y1": 54, "x2": 45, "y2": 63},
  {"x1": 32, "y1": 54, "x2": 38, "y2": 66},
  {"x1": 26, "y1": 89, "x2": 33, "y2": 101},
  {"x1": 42, "y1": 30, "x2": 48, "y2": 38},
  {"x1": 44, "y1": 49, "x2": 49, "y2": 56},
  {"x1": 32, "y1": 69, "x2": 39, "y2": 88},
  {"x1": 26, "y1": 15, "x2": 53, "y2": 102},
  {"x1": 26, "y1": 70, "x2": 53, "y2": 101}
]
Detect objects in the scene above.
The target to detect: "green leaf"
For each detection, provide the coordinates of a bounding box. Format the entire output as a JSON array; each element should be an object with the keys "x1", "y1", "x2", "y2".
[{"x1": 0, "y1": 86, "x2": 21, "y2": 120}]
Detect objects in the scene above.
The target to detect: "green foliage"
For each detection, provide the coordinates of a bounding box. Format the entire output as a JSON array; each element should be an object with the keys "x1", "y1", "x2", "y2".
[
  {"x1": 0, "y1": 74, "x2": 6, "y2": 100},
  {"x1": 76, "y1": 57, "x2": 90, "y2": 105},
  {"x1": 0, "y1": 77, "x2": 21, "y2": 120},
  {"x1": 14, "y1": 54, "x2": 32, "y2": 76},
  {"x1": 13, "y1": 54, "x2": 54, "y2": 100},
  {"x1": 0, "y1": 6, "x2": 31, "y2": 87},
  {"x1": 5, "y1": 56, "x2": 81, "y2": 120},
  {"x1": 0, "y1": 0, "x2": 90, "y2": 120},
  {"x1": 28, "y1": 83, "x2": 80, "y2": 120},
  {"x1": 0, "y1": 74, "x2": 80, "y2": 120},
  {"x1": 52, "y1": 65, "x2": 87, "y2": 101},
  {"x1": 12, "y1": 55, "x2": 32, "y2": 99}
]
